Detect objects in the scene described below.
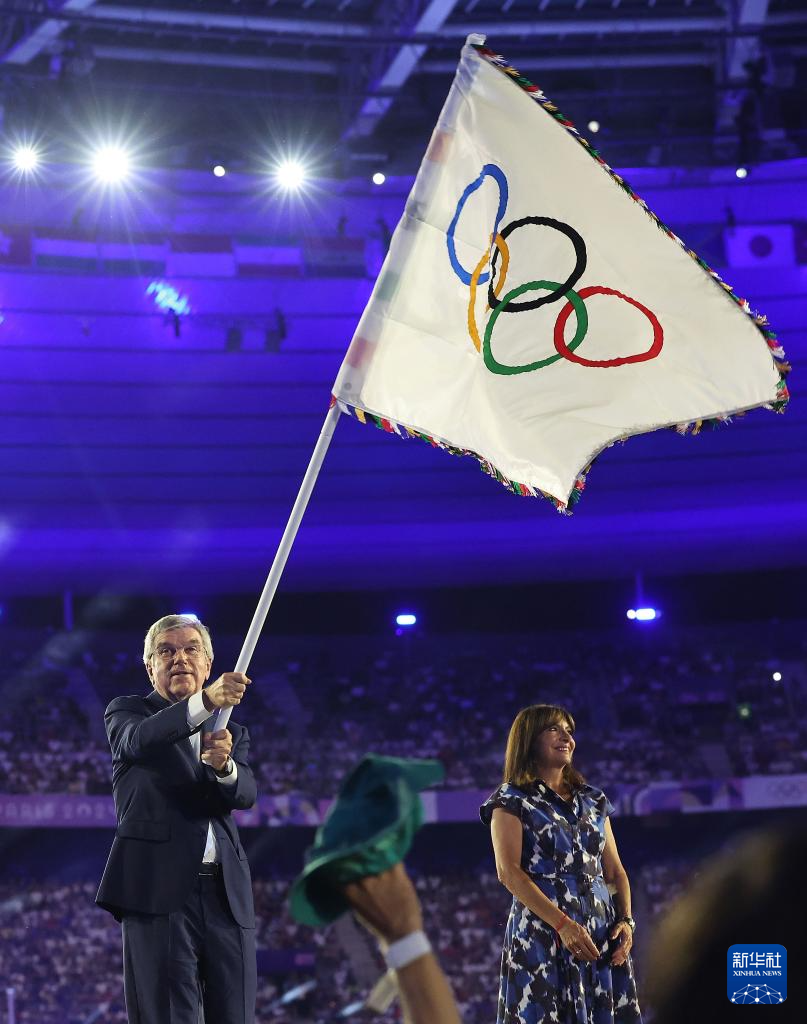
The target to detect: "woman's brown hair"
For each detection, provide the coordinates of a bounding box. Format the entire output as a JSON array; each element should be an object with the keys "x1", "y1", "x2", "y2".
[{"x1": 503, "y1": 704, "x2": 586, "y2": 790}]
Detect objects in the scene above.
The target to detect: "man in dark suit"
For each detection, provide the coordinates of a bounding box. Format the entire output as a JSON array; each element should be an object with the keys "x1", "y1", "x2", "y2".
[{"x1": 96, "y1": 614, "x2": 257, "y2": 1024}]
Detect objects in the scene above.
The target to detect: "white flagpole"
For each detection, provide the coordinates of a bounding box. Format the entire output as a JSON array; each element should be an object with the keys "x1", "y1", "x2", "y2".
[{"x1": 212, "y1": 401, "x2": 342, "y2": 731}]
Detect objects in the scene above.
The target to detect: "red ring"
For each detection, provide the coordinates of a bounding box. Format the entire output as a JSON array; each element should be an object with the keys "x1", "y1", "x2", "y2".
[{"x1": 553, "y1": 285, "x2": 663, "y2": 367}]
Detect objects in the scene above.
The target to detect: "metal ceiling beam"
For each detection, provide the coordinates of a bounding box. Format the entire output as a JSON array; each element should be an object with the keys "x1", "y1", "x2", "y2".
[
  {"x1": 727, "y1": 0, "x2": 770, "y2": 80},
  {"x1": 72, "y1": 3, "x2": 373, "y2": 38},
  {"x1": 344, "y1": 0, "x2": 460, "y2": 140},
  {"x1": 0, "y1": 5, "x2": 744, "y2": 50},
  {"x1": 91, "y1": 45, "x2": 337, "y2": 75},
  {"x1": 422, "y1": 51, "x2": 713, "y2": 72},
  {"x1": 437, "y1": 16, "x2": 727, "y2": 37},
  {"x1": 3, "y1": 0, "x2": 97, "y2": 65},
  {"x1": 715, "y1": 0, "x2": 770, "y2": 144}
]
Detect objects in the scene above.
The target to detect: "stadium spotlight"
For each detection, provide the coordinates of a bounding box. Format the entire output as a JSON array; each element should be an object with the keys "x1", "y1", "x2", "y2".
[
  {"x1": 146, "y1": 281, "x2": 191, "y2": 319},
  {"x1": 92, "y1": 145, "x2": 131, "y2": 184},
  {"x1": 587, "y1": 120, "x2": 600, "y2": 134},
  {"x1": 627, "y1": 607, "x2": 659, "y2": 622},
  {"x1": 12, "y1": 145, "x2": 40, "y2": 172},
  {"x1": 396, "y1": 612, "x2": 417, "y2": 627},
  {"x1": 772, "y1": 671, "x2": 782, "y2": 682},
  {"x1": 274, "y1": 159, "x2": 307, "y2": 191},
  {"x1": 735, "y1": 166, "x2": 748, "y2": 179},
  {"x1": 213, "y1": 164, "x2": 226, "y2": 177},
  {"x1": 372, "y1": 171, "x2": 386, "y2": 186}
]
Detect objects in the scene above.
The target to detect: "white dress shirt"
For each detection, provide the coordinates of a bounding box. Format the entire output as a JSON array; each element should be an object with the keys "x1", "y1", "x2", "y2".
[{"x1": 187, "y1": 690, "x2": 238, "y2": 864}]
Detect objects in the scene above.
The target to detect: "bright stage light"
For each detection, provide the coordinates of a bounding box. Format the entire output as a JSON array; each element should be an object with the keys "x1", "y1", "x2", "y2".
[
  {"x1": 213, "y1": 164, "x2": 226, "y2": 177},
  {"x1": 372, "y1": 171, "x2": 386, "y2": 186},
  {"x1": 587, "y1": 120, "x2": 600, "y2": 133},
  {"x1": 396, "y1": 613, "x2": 417, "y2": 627},
  {"x1": 92, "y1": 145, "x2": 131, "y2": 183},
  {"x1": 627, "y1": 607, "x2": 659, "y2": 622},
  {"x1": 12, "y1": 145, "x2": 40, "y2": 172},
  {"x1": 146, "y1": 281, "x2": 191, "y2": 317},
  {"x1": 772, "y1": 671, "x2": 782, "y2": 682},
  {"x1": 274, "y1": 159, "x2": 307, "y2": 191},
  {"x1": 735, "y1": 166, "x2": 748, "y2": 179}
]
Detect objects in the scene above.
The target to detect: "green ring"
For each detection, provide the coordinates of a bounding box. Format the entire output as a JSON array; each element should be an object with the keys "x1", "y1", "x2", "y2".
[{"x1": 483, "y1": 279, "x2": 588, "y2": 375}]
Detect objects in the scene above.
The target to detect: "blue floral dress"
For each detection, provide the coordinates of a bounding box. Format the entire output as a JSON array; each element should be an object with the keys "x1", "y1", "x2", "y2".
[{"x1": 481, "y1": 781, "x2": 642, "y2": 1024}]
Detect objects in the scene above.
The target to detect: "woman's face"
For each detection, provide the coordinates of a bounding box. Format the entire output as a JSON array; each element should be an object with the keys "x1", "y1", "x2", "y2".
[{"x1": 533, "y1": 719, "x2": 576, "y2": 770}]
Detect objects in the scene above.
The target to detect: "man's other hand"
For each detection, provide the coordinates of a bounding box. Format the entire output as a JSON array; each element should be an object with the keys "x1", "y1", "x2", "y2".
[
  {"x1": 203, "y1": 672, "x2": 251, "y2": 708},
  {"x1": 201, "y1": 729, "x2": 233, "y2": 771}
]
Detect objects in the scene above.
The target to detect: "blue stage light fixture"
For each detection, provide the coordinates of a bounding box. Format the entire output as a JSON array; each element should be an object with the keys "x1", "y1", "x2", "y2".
[
  {"x1": 396, "y1": 613, "x2": 417, "y2": 627},
  {"x1": 772, "y1": 671, "x2": 782, "y2": 682},
  {"x1": 587, "y1": 120, "x2": 600, "y2": 133},
  {"x1": 627, "y1": 607, "x2": 659, "y2": 622},
  {"x1": 735, "y1": 166, "x2": 748, "y2": 180},
  {"x1": 146, "y1": 281, "x2": 191, "y2": 317},
  {"x1": 92, "y1": 145, "x2": 131, "y2": 184},
  {"x1": 275, "y1": 159, "x2": 307, "y2": 191},
  {"x1": 12, "y1": 145, "x2": 40, "y2": 172},
  {"x1": 213, "y1": 164, "x2": 226, "y2": 178},
  {"x1": 372, "y1": 171, "x2": 386, "y2": 186}
]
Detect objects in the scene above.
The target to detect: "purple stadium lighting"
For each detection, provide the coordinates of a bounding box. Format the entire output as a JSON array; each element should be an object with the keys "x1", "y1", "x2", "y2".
[
  {"x1": 146, "y1": 281, "x2": 191, "y2": 317},
  {"x1": 372, "y1": 171, "x2": 386, "y2": 185},
  {"x1": 213, "y1": 164, "x2": 226, "y2": 178},
  {"x1": 274, "y1": 159, "x2": 307, "y2": 191},
  {"x1": 91, "y1": 144, "x2": 131, "y2": 184},
  {"x1": 396, "y1": 612, "x2": 417, "y2": 627},
  {"x1": 12, "y1": 144, "x2": 40, "y2": 173},
  {"x1": 626, "y1": 607, "x2": 660, "y2": 622}
]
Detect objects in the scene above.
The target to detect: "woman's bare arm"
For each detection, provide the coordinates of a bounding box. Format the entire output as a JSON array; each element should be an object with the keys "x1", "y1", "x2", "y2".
[
  {"x1": 491, "y1": 807, "x2": 599, "y2": 960},
  {"x1": 601, "y1": 817, "x2": 635, "y2": 966}
]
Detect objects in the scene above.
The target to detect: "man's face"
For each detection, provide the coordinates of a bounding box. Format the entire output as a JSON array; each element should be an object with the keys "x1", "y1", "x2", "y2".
[{"x1": 146, "y1": 626, "x2": 212, "y2": 703}]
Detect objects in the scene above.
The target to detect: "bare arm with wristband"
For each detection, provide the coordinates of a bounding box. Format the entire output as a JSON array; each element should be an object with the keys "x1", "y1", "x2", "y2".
[{"x1": 344, "y1": 863, "x2": 462, "y2": 1024}]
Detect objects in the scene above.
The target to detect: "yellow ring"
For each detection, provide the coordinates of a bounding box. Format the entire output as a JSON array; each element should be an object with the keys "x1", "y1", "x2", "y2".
[{"x1": 467, "y1": 232, "x2": 510, "y2": 352}]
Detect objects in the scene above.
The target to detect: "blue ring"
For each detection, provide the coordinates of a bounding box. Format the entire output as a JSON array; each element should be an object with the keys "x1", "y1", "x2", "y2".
[{"x1": 446, "y1": 164, "x2": 509, "y2": 285}]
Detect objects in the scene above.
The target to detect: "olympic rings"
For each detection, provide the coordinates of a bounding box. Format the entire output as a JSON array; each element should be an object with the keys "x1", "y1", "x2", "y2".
[
  {"x1": 553, "y1": 286, "x2": 664, "y2": 367},
  {"x1": 483, "y1": 281, "x2": 588, "y2": 375},
  {"x1": 449, "y1": 164, "x2": 664, "y2": 373},
  {"x1": 488, "y1": 217, "x2": 587, "y2": 313},
  {"x1": 468, "y1": 232, "x2": 510, "y2": 353},
  {"x1": 447, "y1": 164, "x2": 509, "y2": 285}
]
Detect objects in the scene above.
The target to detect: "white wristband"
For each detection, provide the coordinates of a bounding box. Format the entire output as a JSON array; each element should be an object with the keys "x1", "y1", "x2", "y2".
[{"x1": 384, "y1": 930, "x2": 432, "y2": 971}]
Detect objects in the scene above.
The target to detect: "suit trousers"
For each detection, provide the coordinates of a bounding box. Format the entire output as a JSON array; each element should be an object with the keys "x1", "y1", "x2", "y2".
[{"x1": 121, "y1": 873, "x2": 256, "y2": 1024}]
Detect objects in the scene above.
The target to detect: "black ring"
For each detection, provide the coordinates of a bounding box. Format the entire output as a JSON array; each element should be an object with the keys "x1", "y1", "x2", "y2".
[{"x1": 488, "y1": 216, "x2": 587, "y2": 313}]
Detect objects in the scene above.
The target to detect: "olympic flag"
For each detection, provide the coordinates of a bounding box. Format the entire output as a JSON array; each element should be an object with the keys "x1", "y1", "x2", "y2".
[{"x1": 332, "y1": 35, "x2": 789, "y2": 511}]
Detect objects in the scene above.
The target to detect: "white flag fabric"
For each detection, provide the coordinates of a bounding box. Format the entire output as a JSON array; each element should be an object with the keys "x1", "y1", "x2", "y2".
[{"x1": 332, "y1": 36, "x2": 789, "y2": 511}]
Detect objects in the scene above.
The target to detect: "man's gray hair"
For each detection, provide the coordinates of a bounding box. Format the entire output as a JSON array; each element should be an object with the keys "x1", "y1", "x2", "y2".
[{"x1": 143, "y1": 614, "x2": 214, "y2": 665}]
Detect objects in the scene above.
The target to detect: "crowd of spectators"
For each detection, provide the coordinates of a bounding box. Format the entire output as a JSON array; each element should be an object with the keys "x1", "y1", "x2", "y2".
[
  {"x1": 11, "y1": 863, "x2": 710, "y2": 1023},
  {"x1": 0, "y1": 855, "x2": 738, "y2": 1023},
  {"x1": 1, "y1": 624, "x2": 805, "y2": 798}
]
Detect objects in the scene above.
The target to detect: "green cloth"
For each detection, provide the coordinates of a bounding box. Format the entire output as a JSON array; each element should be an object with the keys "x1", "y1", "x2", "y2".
[{"x1": 288, "y1": 753, "x2": 444, "y2": 926}]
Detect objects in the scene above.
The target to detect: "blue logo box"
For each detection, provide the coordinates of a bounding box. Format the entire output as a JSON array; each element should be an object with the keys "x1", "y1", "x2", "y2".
[{"x1": 727, "y1": 944, "x2": 787, "y2": 1004}]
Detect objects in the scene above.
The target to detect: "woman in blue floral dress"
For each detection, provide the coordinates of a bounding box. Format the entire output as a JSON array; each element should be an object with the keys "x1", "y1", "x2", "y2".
[{"x1": 481, "y1": 704, "x2": 643, "y2": 1024}]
